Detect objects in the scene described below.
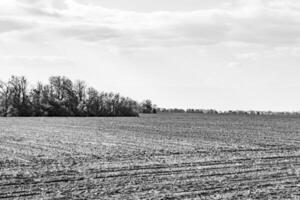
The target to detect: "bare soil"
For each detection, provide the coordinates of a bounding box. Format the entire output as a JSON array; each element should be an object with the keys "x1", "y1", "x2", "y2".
[{"x1": 0, "y1": 113, "x2": 300, "y2": 199}]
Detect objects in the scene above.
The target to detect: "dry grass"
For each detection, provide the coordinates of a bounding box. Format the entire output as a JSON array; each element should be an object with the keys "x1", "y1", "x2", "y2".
[{"x1": 0, "y1": 113, "x2": 300, "y2": 199}]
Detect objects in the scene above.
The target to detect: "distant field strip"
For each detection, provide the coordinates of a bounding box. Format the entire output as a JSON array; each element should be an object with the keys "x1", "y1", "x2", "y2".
[{"x1": 0, "y1": 114, "x2": 300, "y2": 199}]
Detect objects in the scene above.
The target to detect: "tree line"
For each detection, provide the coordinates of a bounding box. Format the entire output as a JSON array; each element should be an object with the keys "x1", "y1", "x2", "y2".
[
  {"x1": 158, "y1": 108, "x2": 300, "y2": 116},
  {"x1": 0, "y1": 75, "x2": 156, "y2": 117}
]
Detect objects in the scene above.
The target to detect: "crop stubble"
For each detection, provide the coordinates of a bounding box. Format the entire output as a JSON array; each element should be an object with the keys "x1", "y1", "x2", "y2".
[{"x1": 0, "y1": 113, "x2": 300, "y2": 199}]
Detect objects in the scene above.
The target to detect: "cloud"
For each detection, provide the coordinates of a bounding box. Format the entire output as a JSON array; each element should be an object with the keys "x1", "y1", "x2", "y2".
[
  {"x1": 227, "y1": 61, "x2": 242, "y2": 69},
  {"x1": 24, "y1": 7, "x2": 62, "y2": 18},
  {"x1": 20, "y1": 0, "x2": 68, "y2": 18},
  {"x1": 58, "y1": 24, "x2": 122, "y2": 42},
  {"x1": 0, "y1": 18, "x2": 33, "y2": 33},
  {"x1": 0, "y1": 55, "x2": 74, "y2": 65},
  {"x1": 1, "y1": 0, "x2": 300, "y2": 48}
]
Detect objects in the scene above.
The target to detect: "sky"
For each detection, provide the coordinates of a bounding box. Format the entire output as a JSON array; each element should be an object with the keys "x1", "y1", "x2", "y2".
[{"x1": 1, "y1": 0, "x2": 300, "y2": 111}]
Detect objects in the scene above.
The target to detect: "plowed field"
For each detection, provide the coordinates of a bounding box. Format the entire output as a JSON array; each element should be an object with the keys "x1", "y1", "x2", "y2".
[{"x1": 0, "y1": 113, "x2": 300, "y2": 199}]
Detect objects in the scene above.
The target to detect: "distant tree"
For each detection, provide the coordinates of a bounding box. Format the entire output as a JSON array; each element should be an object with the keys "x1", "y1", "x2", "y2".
[
  {"x1": 47, "y1": 76, "x2": 79, "y2": 116},
  {"x1": 6, "y1": 76, "x2": 32, "y2": 116},
  {"x1": 86, "y1": 87, "x2": 100, "y2": 116},
  {"x1": 73, "y1": 80, "x2": 87, "y2": 116},
  {"x1": 30, "y1": 82, "x2": 44, "y2": 116},
  {"x1": 141, "y1": 99, "x2": 154, "y2": 113},
  {"x1": 74, "y1": 80, "x2": 86, "y2": 102},
  {"x1": 0, "y1": 80, "x2": 9, "y2": 116}
]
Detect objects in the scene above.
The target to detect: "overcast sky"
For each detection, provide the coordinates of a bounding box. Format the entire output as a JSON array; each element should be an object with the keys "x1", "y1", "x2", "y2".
[{"x1": 1, "y1": 0, "x2": 300, "y2": 111}]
